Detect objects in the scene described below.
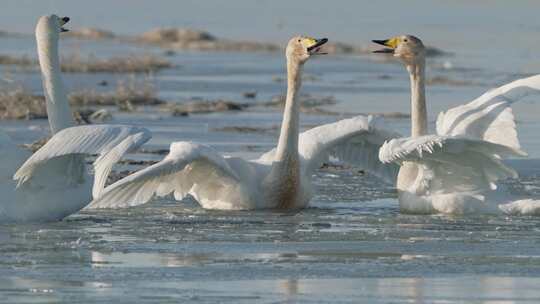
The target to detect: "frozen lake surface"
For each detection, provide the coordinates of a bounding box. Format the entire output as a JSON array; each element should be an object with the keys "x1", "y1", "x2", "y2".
[
  {"x1": 3, "y1": 197, "x2": 540, "y2": 303},
  {"x1": 2, "y1": 12, "x2": 540, "y2": 302}
]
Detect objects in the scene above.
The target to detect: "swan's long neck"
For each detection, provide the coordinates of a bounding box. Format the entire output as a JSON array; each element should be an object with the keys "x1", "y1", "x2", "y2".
[
  {"x1": 36, "y1": 32, "x2": 73, "y2": 134},
  {"x1": 407, "y1": 60, "x2": 427, "y2": 137},
  {"x1": 275, "y1": 59, "x2": 302, "y2": 162}
]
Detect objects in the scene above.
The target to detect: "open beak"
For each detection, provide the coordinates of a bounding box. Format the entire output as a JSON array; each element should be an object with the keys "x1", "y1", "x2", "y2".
[
  {"x1": 307, "y1": 38, "x2": 329, "y2": 55},
  {"x1": 60, "y1": 16, "x2": 70, "y2": 32},
  {"x1": 372, "y1": 38, "x2": 397, "y2": 54}
]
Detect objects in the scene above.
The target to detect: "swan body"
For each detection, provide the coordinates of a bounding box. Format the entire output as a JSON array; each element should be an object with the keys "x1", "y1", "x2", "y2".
[
  {"x1": 0, "y1": 15, "x2": 150, "y2": 222},
  {"x1": 89, "y1": 37, "x2": 399, "y2": 210},
  {"x1": 374, "y1": 35, "x2": 540, "y2": 215},
  {"x1": 380, "y1": 134, "x2": 526, "y2": 214}
]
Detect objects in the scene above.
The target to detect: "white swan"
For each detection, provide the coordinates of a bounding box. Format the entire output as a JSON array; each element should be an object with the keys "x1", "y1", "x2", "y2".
[
  {"x1": 0, "y1": 15, "x2": 151, "y2": 222},
  {"x1": 373, "y1": 35, "x2": 540, "y2": 215},
  {"x1": 88, "y1": 36, "x2": 399, "y2": 210}
]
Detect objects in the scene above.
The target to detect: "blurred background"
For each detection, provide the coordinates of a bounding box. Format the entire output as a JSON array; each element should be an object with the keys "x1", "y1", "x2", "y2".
[{"x1": 2, "y1": 0, "x2": 540, "y2": 62}]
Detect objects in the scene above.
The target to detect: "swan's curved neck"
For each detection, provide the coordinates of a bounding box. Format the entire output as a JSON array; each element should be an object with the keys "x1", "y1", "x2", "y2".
[
  {"x1": 407, "y1": 60, "x2": 427, "y2": 137},
  {"x1": 36, "y1": 32, "x2": 73, "y2": 134},
  {"x1": 275, "y1": 59, "x2": 302, "y2": 161}
]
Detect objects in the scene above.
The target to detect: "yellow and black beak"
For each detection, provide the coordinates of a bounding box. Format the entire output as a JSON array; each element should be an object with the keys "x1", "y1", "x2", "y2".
[
  {"x1": 372, "y1": 37, "x2": 399, "y2": 54},
  {"x1": 305, "y1": 37, "x2": 329, "y2": 55},
  {"x1": 60, "y1": 16, "x2": 70, "y2": 32}
]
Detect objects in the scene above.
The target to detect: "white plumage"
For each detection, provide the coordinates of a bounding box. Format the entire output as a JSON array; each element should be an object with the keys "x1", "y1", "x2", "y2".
[
  {"x1": 436, "y1": 75, "x2": 540, "y2": 149},
  {"x1": 381, "y1": 76, "x2": 540, "y2": 215},
  {"x1": 1, "y1": 125, "x2": 150, "y2": 222},
  {"x1": 0, "y1": 15, "x2": 151, "y2": 222},
  {"x1": 14, "y1": 125, "x2": 151, "y2": 197},
  {"x1": 89, "y1": 116, "x2": 398, "y2": 210},
  {"x1": 380, "y1": 134, "x2": 527, "y2": 214},
  {"x1": 373, "y1": 35, "x2": 540, "y2": 215},
  {"x1": 89, "y1": 37, "x2": 399, "y2": 210}
]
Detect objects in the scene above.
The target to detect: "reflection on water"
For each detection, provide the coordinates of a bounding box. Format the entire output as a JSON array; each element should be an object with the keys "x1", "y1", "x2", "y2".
[
  {"x1": 2, "y1": 275, "x2": 540, "y2": 303},
  {"x1": 1, "y1": 189, "x2": 540, "y2": 302},
  {"x1": 89, "y1": 251, "x2": 312, "y2": 268},
  {"x1": 0, "y1": 169, "x2": 539, "y2": 303}
]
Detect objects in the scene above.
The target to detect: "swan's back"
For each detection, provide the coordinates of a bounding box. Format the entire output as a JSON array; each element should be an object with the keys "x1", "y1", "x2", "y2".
[{"x1": 0, "y1": 131, "x2": 91, "y2": 222}]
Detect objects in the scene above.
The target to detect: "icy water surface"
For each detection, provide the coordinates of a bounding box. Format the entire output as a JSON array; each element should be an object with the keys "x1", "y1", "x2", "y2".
[
  {"x1": 3, "y1": 188, "x2": 540, "y2": 303},
  {"x1": 2, "y1": 11, "x2": 540, "y2": 302}
]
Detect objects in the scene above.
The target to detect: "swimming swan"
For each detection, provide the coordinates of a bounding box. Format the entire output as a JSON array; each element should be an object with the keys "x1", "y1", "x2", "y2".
[
  {"x1": 0, "y1": 15, "x2": 150, "y2": 222},
  {"x1": 88, "y1": 36, "x2": 399, "y2": 210},
  {"x1": 373, "y1": 35, "x2": 540, "y2": 215}
]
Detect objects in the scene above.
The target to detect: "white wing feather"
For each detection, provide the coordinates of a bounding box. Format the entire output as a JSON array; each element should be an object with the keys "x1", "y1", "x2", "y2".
[
  {"x1": 436, "y1": 75, "x2": 540, "y2": 149},
  {"x1": 87, "y1": 142, "x2": 240, "y2": 209},
  {"x1": 91, "y1": 131, "x2": 151, "y2": 198},
  {"x1": 297, "y1": 115, "x2": 400, "y2": 183},
  {"x1": 380, "y1": 135, "x2": 526, "y2": 193},
  {"x1": 13, "y1": 125, "x2": 151, "y2": 198}
]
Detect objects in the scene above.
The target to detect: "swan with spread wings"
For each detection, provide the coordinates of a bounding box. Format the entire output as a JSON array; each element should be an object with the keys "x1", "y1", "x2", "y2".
[
  {"x1": 0, "y1": 15, "x2": 150, "y2": 222},
  {"x1": 373, "y1": 35, "x2": 540, "y2": 215},
  {"x1": 89, "y1": 36, "x2": 399, "y2": 210}
]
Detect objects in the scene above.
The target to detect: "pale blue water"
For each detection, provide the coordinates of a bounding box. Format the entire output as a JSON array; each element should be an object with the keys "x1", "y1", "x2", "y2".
[{"x1": 2, "y1": 1, "x2": 540, "y2": 303}]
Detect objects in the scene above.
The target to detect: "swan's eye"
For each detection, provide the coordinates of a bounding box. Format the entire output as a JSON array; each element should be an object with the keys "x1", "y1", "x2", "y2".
[
  {"x1": 297, "y1": 39, "x2": 301, "y2": 43},
  {"x1": 403, "y1": 38, "x2": 408, "y2": 42}
]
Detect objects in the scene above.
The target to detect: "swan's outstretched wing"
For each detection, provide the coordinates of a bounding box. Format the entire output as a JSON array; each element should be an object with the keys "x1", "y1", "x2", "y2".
[
  {"x1": 380, "y1": 135, "x2": 526, "y2": 193},
  {"x1": 87, "y1": 142, "x2": 240, "y2": 209},
  {"x1": 436, "y1": 75, "x2": 540, "y2": 149},
  {"x1": 13, "y1": 125, "x2": 151, "y2": 197},
  {"x1": 297, "y1": 115, "x2": 400, "y2": 183}
]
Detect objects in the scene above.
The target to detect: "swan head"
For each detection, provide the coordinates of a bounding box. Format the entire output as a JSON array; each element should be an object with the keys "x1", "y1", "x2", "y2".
[
  {"x1": 286, "y1": 36, "x2": 328, "y2": 64},
  {"x1": 372, "y1": 35, "x2": 425, "y2": 66},
  {"x1": 36, "y1": 15, "x2": 70, "y2": 38}
]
